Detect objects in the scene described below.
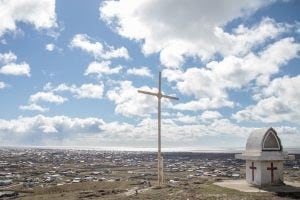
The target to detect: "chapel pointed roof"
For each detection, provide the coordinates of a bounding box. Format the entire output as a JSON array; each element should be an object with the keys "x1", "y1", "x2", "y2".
[
  {"x1": 246, "y1": 127, "x2": 282, "y2": 152},
  {"x1": 235, "y1": 127, "x2": 292, "y2": 161}
]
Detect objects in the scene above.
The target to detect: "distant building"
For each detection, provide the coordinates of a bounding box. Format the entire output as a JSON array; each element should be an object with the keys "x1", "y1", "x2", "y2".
[
  {"x1": 0, "y1": 191, "x2": 18, "y2": 198},
  {"x1": 0, "y1": 180, "x2": 12, "y2": 186},
  {"x1": 236, "y1": 127, "x2": 295, "y2": 186}
]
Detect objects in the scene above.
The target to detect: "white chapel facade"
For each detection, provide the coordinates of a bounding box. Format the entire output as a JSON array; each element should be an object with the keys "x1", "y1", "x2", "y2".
[{"x1": 236, "y1": 127, "x2": 294, "y2": 186}]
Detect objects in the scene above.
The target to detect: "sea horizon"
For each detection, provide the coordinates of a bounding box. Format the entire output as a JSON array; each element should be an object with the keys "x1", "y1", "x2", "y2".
[{"x1": 1, "y1": 145, "x2": 300, "y2": 154}]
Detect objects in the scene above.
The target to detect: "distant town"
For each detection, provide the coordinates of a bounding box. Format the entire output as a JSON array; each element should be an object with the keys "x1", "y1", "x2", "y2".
[{"x1": 0, "y1": 148, "x2": 299, "y2": 199}]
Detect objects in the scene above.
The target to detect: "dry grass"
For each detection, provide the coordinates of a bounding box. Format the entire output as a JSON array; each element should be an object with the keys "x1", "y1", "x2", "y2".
[{"x1": 16, "y1": 175, "x2": 297, "y2": 200}]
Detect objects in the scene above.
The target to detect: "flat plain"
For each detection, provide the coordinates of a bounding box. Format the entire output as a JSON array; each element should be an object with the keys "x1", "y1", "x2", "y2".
[{"x1": 0, "y1": 148, "x2": 299, "y2": 199}]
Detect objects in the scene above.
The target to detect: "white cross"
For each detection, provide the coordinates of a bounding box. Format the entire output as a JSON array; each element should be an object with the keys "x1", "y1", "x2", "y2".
[{"x1": 138, "y1": 71, "x2": 178, "y2": 187}]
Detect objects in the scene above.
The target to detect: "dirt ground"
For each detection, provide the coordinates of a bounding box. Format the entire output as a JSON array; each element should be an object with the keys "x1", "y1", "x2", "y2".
[{"x1": 13, "y1": 178, "x2": 300, "y2": 200}]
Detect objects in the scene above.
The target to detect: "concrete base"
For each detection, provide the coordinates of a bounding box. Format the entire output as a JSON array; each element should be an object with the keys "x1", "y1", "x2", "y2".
[{"x1": 214, "y1": 180, "x2": 300, "y2": 193}]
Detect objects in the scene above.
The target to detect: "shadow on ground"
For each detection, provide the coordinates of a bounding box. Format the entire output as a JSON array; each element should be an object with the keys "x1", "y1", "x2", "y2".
[{"x1": 261, "y1": 184, "x2": 300, "y2": 199}]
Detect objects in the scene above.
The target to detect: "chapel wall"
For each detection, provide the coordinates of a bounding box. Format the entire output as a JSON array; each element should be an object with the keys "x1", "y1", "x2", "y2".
[{"x1": 260, "y1": 161, "x2": 283, "y2": 186}]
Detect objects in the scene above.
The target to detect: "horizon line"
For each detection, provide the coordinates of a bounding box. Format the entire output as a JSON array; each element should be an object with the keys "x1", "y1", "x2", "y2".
[{"x1": 1, "y1": 145, "x2": 300, "y2": 153}]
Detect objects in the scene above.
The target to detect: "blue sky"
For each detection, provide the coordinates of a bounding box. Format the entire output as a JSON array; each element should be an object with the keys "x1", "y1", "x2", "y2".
[{"x1": 0, "y1": 0, "x2": 299, "y2": 149}]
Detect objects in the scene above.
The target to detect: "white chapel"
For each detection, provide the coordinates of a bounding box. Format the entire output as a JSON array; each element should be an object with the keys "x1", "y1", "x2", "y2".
[{"x1": 235, "y1": 127, "x2": 295, "y2": 186}]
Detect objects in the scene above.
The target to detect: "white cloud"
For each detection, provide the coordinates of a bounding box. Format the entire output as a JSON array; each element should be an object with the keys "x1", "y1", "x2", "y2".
[
  {"x1": 84, "y1": 61, "x2": 122, "y2": 76},
  {"x1": 102, "y1": 45, "x2": 130, "y2": 60},
  {"x1": 176, "y1": 67, "x2": 227, "y2": 99},
  {"x1": 19, "y1": 103, "x2": 49, "y2": 112},
  {"x1": 70, "y1": 34, "x2": 129, "y2": 60},
  {"x1": 21, "y1": 82, "x2": 104, "y2": 113},
  {"x1": 0, "y1": 62, "x2": 30, "y2": 76},
  {"x1": 0, "y1": 114, "x2": 299, "y2": 147},
  {"x1": 168, "y1": 37, "x2": 300, "y2": 111},
  {"x1": 0, "y1": 0, "x2": 57, "y2": 37},
  {"x1": 127, "y1": 67, "x2": 152, "y2": 77},
  {"x1": 206, "y1": 37, "x2": 300, "y2": 87},
  {"x1": 0, "y1": 115, "x2": 105, "y2": 145},
  {"x1": 0, "y1": 81, "x2": 7, "y2": 89},
  {"x1": 45, "y1": 43, "x2": 55, "y2": 51},
  {"x1": 174, "y1": 98, "x2": 234, "y2": 111},
  {"x1": 162, "y1": 69, "x2": 183, "y2": 82},
  {"x1": 70, "y1": 34, "x2": 103, "y2": 58},
  {"x1": 173, "y1": 112, "x2": 198, "y2": 124},
  {"x1": 169, "y1": 67, "x2": 235, "y2": 111},
  {"x1": 100, "y1": 0, "x2": 275, "y2": 67},
  {"x1": 233, "y1": 75, "x2": 300, "y2": 124},
  {"x1": 200, "y1": 111, "x2": 222, "y2": 122},
  {"x1": 106, "y1": 81, "x2": 158, "y2": 117},
  {"x1": 29, "y1": 92, "x2": 67, "y2": 104},
  {"x1": 0, "y1": 39, "x2": 7, "y2": 44},
  {"x1": 213, "y1": 17, "x2": 287, "y2": 57},
  {"x1": 51, "y1": 83, "x2": 104, "y2": 99},
  {"x1": 43, "y1": 82, "x2": 53, "y2": 90},
  {"x1": 0, "y1": 52, "x2": 31, "y2": 77},
  {"x1": 0, "y1": 115, "x2": 132, "y2": 146},
  {"x1": 0, "y1": 52, "x2": 17, "y2": 64},
  {"x1": 75, "y1": 84, "x2": 104, "y2": 99}
]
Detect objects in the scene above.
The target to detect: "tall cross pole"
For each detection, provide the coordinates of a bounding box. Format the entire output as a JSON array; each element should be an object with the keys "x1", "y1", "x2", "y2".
[{"x1": 138, "y1": 71, "x2": 179, "y2": 187}]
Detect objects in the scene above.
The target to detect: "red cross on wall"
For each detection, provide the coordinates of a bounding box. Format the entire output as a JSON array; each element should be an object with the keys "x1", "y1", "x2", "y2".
[
  {"x1": 249, "y1": 162, "x2": 256, "y2": 181},
  {"x1": 267, "y1": 162, "x2": 278, "y2": 183}
]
